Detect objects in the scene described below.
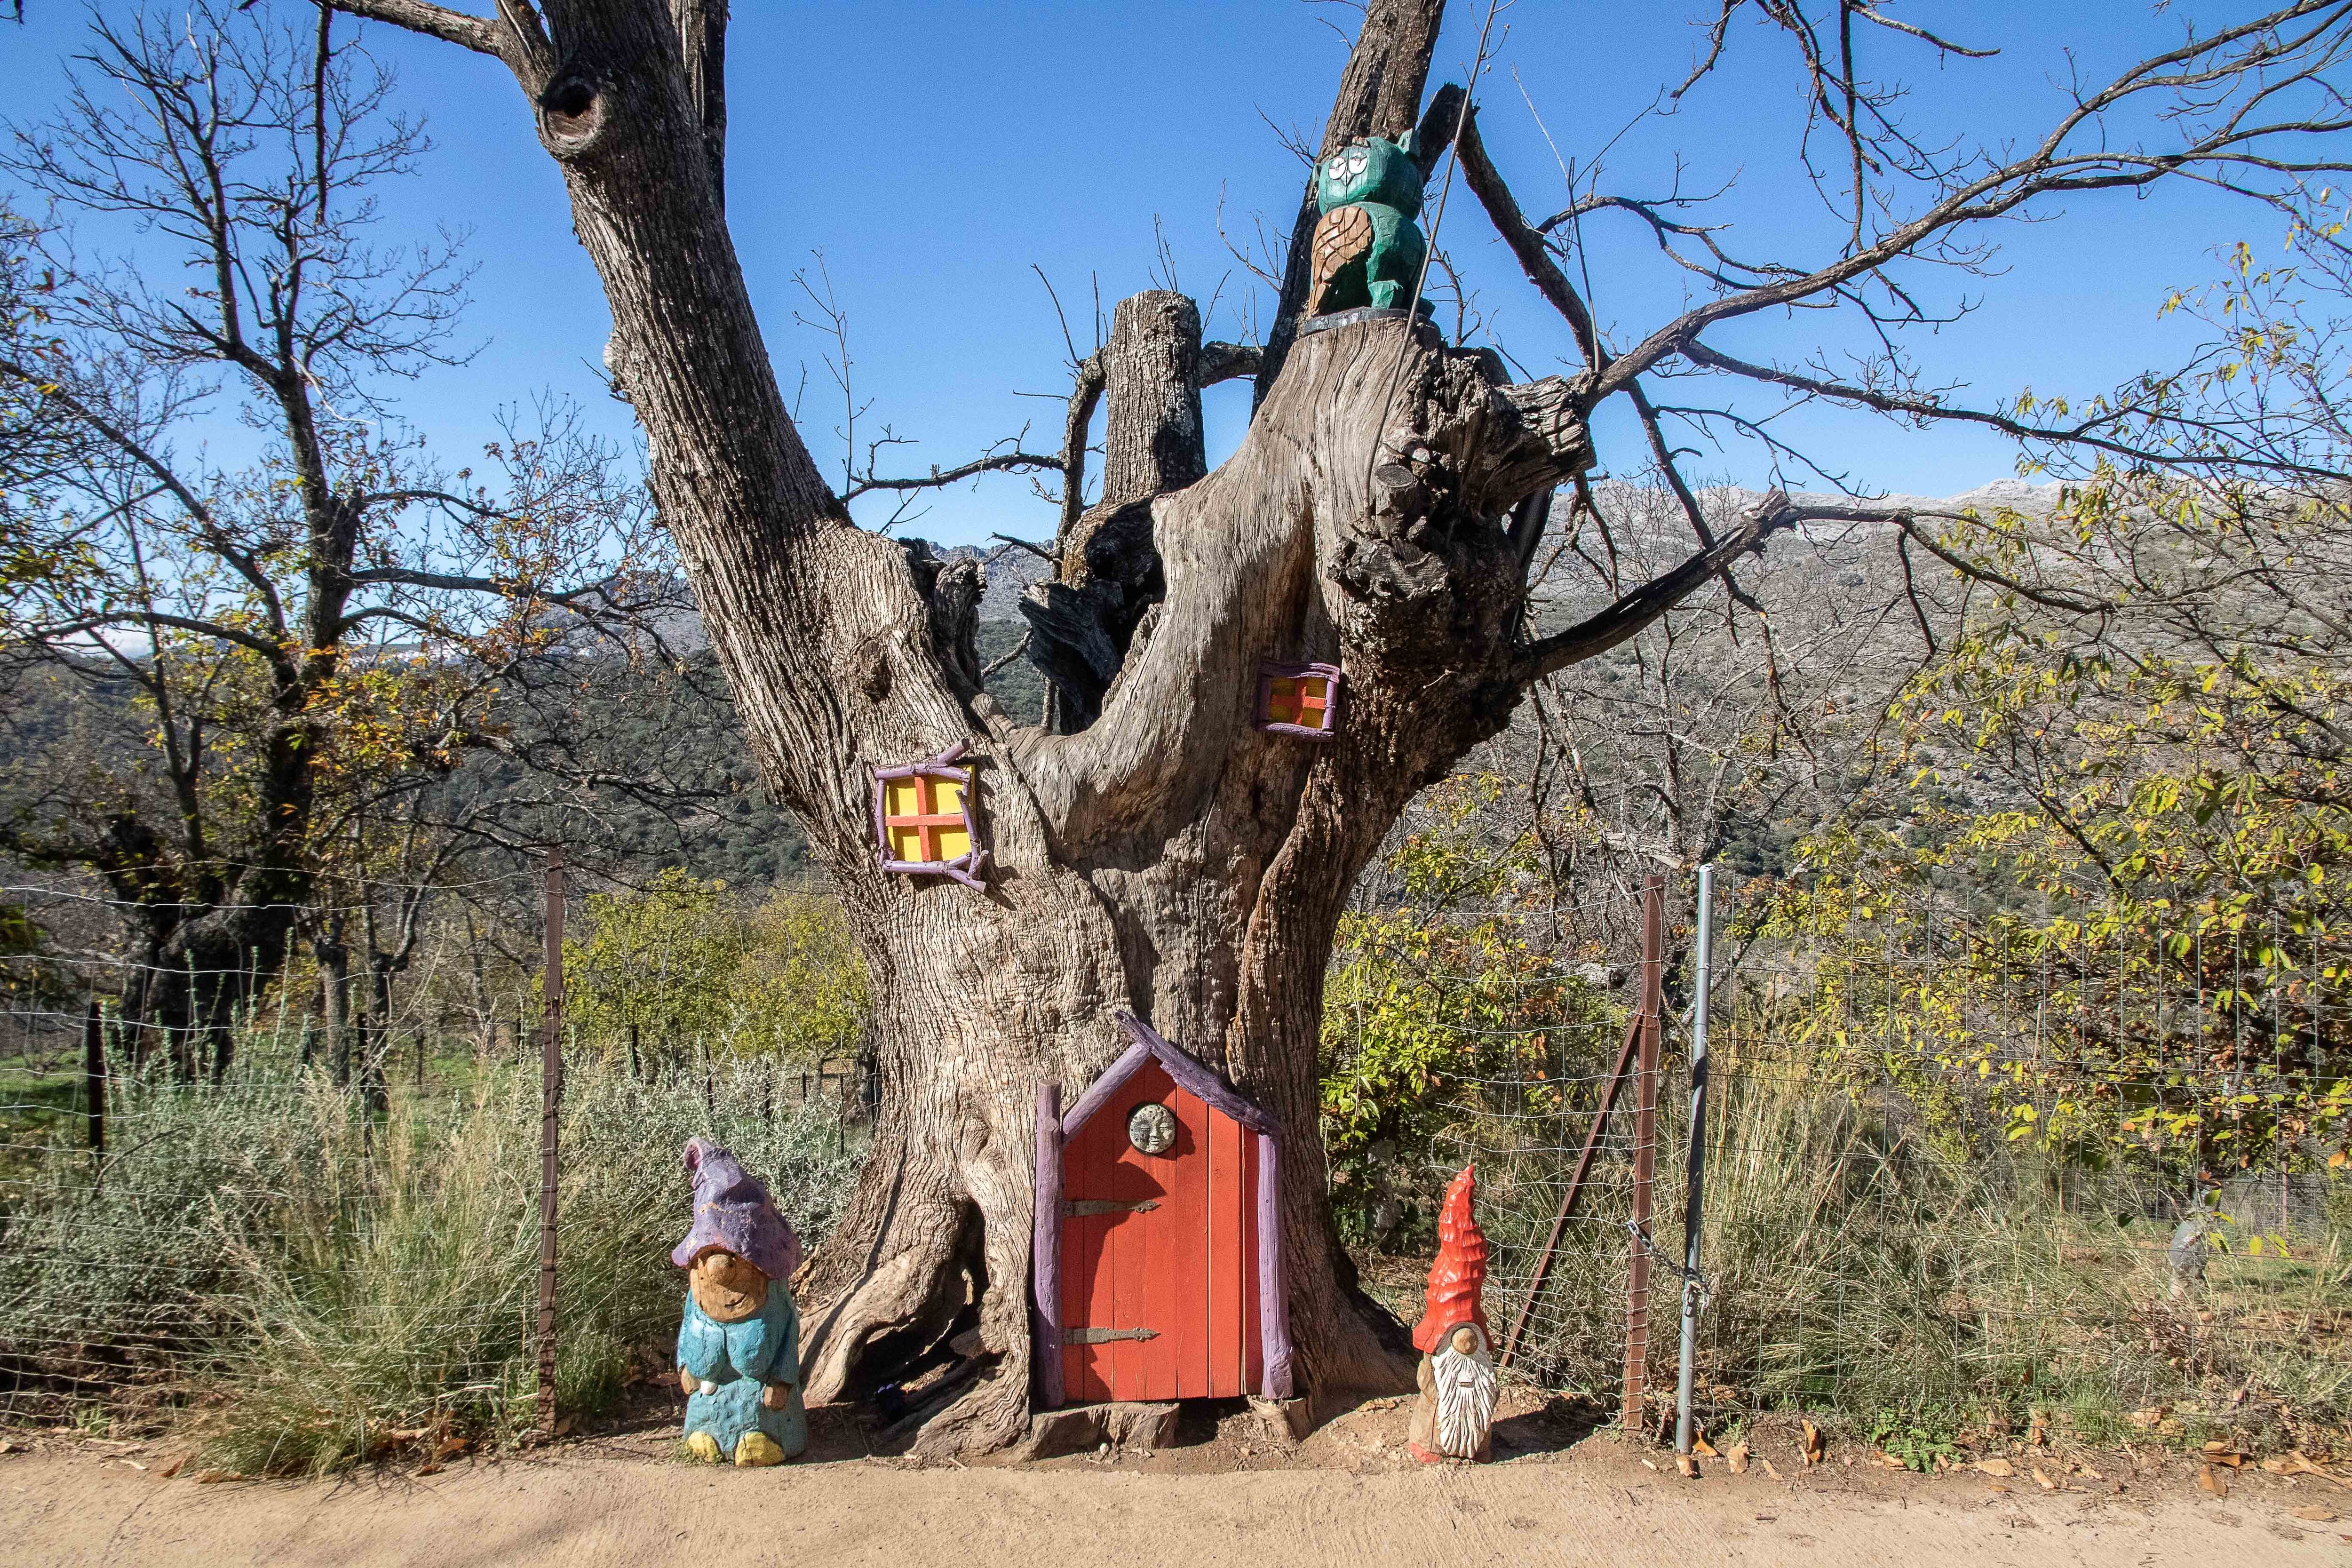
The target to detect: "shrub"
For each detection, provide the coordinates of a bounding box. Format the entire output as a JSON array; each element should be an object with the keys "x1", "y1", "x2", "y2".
[{"x1": 0, "y1": 1036, "x2": 864, "y2": 1474}]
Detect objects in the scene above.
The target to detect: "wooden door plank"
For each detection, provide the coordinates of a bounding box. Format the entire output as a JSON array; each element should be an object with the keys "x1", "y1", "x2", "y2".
[
  {"x1": 1122, "y1": 1074, "x2": 1159, "y2": 1401},
  {"x1": 1063, "y1": 1063, "x2": 1153, "y2": 1405},
  {"x1": 1206, "y1": 1106, "x2": 1244, "y2": 1396},
  {"x1": 1105, "y1": 1059, "x2": 1173, "y2": 1401},
  {"x1": 1165, "y1": 1088, "x2": 1211, "y2": 1398},
  {"x1": 1100, "y1": 1083, "x2": 1136, "y2": 1401},
  {"x1": 1060, "y1": 1162, "x2": 1100, "y2": 1403},
  {"x1": 1058, "y1": 1126, "x2": 1088, "y2": 1402}
]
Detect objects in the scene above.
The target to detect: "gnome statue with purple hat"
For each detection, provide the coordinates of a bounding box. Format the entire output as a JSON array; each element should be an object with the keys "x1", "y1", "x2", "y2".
[{"x1": 674, "y1": 1137, "x2": 807, "y2": 1465}]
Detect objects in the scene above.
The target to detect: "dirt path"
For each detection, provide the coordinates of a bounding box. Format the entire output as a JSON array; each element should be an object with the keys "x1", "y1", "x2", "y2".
[{"x1": 5, "y1": 1413, "x2": 2345, "y2": 1568}]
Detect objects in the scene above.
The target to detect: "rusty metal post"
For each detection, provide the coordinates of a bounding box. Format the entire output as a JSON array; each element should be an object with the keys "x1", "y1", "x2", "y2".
[
  {"x1": 536, "y1": 847, "x2": 565, "y2": 1436},
  {"x1": 83, "y1": 997, "x2": 104, "y2": 1159},
  {"x1": 1622, "y1": 874, "x2": 1664, "y2": 1433}
]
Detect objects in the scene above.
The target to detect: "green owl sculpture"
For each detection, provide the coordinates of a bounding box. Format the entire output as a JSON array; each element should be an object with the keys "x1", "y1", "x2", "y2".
[{"x1": 1308, "y1": 131, "x2": 1429, "y2": 315}]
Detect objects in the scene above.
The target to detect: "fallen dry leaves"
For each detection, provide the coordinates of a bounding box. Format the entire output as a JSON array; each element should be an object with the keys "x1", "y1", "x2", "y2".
[
  {"x1": 1972, "y1": 1457, "x2": 2016, "y2": 1478},
  {"x1": 2260, "y1": 1452, "x2": 2348, "y2": 1488},
  {"x1": 2199, "y1": 1465, "x2": 2231, "y2": 1498}
]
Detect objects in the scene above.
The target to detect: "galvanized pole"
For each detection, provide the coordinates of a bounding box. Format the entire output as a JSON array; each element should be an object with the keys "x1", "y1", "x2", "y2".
[
  {"x1": 536, "y1": 847, "x2": 565, "y2": 1437},
  {"x1": 1675, "y1": 866, "x2": 1716, "y2": 1458},
  {"x1": 1622, "y1": 874, "x2": 1664, "y2": 1433}
]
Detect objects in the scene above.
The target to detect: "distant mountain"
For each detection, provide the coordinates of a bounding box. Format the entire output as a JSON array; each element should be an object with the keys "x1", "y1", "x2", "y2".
[{"x1": 935, "y1": 481, "x2": 2057, "y2": 627}]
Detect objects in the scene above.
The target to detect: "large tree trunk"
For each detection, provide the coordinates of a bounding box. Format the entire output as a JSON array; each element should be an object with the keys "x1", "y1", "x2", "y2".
[
  {"x1": 331, "y1": 0, "x2": 1600, "y2": 1455},
  {"x1": 796, "y1": 321, "x2": 1588, "y2": 1453}
]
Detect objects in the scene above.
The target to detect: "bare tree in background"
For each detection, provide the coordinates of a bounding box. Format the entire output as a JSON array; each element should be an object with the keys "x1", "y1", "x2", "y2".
[
  {"x1": 0, "y1": 6, "x2": 670, "y2": 1074},
  {"x1": 315, "y1": 0, "x2": 2351, "y2": 1449}
]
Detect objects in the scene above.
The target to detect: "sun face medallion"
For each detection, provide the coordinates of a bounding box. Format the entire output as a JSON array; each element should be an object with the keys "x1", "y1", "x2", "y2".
[{"x1": 1127, "y1": 1101, "x2": 1177, "y2": 1156}]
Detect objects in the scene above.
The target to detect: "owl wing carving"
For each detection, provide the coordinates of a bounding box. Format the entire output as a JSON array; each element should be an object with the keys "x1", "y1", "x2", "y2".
[{"x1": 1309, "y1": 203, "x2": 1375, "y2": 313}]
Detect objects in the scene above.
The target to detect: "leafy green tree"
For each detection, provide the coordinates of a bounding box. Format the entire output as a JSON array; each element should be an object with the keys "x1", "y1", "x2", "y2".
[
  {"x1": 1322, "y1": 773, "x2": 1612, "y2": 1249},
  {"x1": 563, "y1": 870, "x2": 868, "y2": 1067},
  {"x1": 1771, "y1": 222, "x2": 2352, "y2": 1184}
]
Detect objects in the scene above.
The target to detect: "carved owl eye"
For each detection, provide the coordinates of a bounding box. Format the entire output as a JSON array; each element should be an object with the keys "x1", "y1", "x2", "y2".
[
  {"x1": 1325, "y1": 157, "x2": 1347, "y2": 182},
  {"x1": 1348, "y1": 148, "x2": 1369, "y2": 175}
]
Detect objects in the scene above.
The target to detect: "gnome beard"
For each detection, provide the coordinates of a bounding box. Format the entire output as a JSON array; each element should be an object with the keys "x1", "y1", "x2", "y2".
[
  {"x1": 1428, "y1": 1325, "x2": 1498, "y2": 1460},
  {"x1": 1409, "y1": 1165, "x2": 1497, "y2": 1463}
]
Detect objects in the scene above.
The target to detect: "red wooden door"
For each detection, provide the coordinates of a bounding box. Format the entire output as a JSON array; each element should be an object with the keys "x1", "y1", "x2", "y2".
[{"x1": 1060, "y1": 1059, "x2": 1263, "y2": 1402}]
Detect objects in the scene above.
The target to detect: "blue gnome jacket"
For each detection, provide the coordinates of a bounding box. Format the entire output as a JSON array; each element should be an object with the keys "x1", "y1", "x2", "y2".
[{"x1": 677, "y1": 1284, "x2": 806, "y2": 1457}]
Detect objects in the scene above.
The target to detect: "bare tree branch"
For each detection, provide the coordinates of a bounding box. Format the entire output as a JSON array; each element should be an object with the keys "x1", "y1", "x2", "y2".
[
  {"x1": 328, "y1": 0, "x2": 506, "y2": 57},
  {"x1": 1518, "y1": 491, "x2": 1800, "y2": 679},
  {"x1": 839, "y1": 448, "x2": 1064, "y2": 504}
]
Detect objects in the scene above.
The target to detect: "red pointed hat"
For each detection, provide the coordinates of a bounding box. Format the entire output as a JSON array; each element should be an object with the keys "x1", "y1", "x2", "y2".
[{"x1": 1412, "y1": 1163, "x2": 1490, "y2": 1353}]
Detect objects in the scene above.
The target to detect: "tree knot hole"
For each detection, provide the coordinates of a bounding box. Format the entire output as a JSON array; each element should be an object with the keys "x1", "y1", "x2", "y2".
[{"x1": 537, "y1": 74, "x2": 605, "y2": 149}]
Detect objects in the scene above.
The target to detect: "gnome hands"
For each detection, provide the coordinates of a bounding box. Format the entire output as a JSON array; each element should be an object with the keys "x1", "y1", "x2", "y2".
[
  {"x1": 759, "y1": 1382, "x2": 796, "y2": 1411},
  {"x1": 679, "y1": 1365, "x2": 696, "y2": 1396}
]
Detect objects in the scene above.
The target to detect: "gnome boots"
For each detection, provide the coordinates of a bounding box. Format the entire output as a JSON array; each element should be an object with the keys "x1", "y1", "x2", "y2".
[
  {"x1": 683, "y1": 1429, "x2": 787, "y2": 1466},
  {"x1": 733, "y1": 1431, "x2": 786, "y2": 1466}
]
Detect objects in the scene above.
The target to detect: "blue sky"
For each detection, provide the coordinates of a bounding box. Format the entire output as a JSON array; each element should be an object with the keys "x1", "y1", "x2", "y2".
[{"x1": 0, "y1": 2, "x2": 2292, "y2": 547}]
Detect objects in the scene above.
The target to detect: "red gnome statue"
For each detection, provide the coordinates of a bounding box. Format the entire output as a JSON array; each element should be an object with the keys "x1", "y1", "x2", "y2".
[{"x1": 1408, "y1": 1163, "x2": 1498, "y2": 1463}]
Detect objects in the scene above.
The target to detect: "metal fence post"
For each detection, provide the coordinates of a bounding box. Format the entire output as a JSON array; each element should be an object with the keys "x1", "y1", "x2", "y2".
[
  {"x1": 1675, "y1": 865, "x2": 1716, "y2": 1457},
  {"x1": 1623, "y1": 873, "x2": 1664, "y2": 1432},
  {"x1": 536, "y1": 846, "x2": 565, "y2": 1436},
  {"x1": 83, "y1": 997, "x2": 104, "y2": 1160}
]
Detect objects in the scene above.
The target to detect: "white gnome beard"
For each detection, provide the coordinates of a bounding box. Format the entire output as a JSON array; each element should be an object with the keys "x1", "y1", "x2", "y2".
[{"x1": 1430, "y1": 1337, "x2": 1498, "y2": 1458}]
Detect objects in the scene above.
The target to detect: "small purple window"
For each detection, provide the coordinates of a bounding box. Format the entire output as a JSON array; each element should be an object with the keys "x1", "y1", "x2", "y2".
[
  {"x1": 1255, "y1": 661, "x2": 1342, "y2": 740},
  {"x1": 873, "y1": 741, "x2": 988, "y2": 889}
]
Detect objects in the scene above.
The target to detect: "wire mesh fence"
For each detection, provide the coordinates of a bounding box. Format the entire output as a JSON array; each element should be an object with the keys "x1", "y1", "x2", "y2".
[
  {"x1": 0, "y1": 873, "x2": 868, "y2": 1463},
  {"x1": 7, "y1": 858, "x2": 2349, "y2": 1458},
  {"x1": 1341, "y1": 870, "x2": 2352, "y2": 1443}
]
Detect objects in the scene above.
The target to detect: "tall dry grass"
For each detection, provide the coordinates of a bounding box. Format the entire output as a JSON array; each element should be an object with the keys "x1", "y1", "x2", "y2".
[
  {"x1": 1463, "y1": 1035, "x2": 2352, "y2": 1447},
  {"x1": 0, "y1": 1037, "x2": 863, "y2": 1474}
]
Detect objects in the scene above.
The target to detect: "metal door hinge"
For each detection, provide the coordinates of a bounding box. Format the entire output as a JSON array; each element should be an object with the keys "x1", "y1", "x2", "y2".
[
  {"x1": 1064, "y1": 1198, "x2": 1160, "y2": 1217},
  {"x1": 1064, "y1": 1326, "x2": 1160, "y2": 1344}
]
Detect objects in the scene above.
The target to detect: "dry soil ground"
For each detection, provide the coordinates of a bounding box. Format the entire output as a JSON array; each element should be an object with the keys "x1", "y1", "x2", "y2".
[{"x1": 3, "y1": 1393, "x2": 2348, "y2": 1567}]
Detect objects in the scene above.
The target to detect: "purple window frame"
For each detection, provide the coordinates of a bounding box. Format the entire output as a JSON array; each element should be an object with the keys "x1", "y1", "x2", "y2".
[
  {"x1": 1255, "y1": 660, "x2": 1342, "y2": 740},
  {"x1": 873, "y1": 740, "x2": 989, "y2": 890},
  {"x1": 1031, "y1": 1011, "x2": 1294, "y2": 1409}
]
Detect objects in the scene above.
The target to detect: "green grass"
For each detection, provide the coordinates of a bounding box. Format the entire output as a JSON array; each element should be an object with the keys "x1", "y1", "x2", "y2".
[
  {"x1": 1411, "y1": 1035, "x2": 2352, "y2": 1453},
  {"x1": 0, "y1": 1035, "x2": 864, "y2": 1474},
  {"x1": 0, "y1": 1064, "x2": 90, "y2": 1187}
]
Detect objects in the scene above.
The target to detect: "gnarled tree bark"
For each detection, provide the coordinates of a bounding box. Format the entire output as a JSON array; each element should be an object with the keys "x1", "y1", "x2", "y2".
[{"x1": 328, "y1": 0, "x2": 1733, "y2": 1456}]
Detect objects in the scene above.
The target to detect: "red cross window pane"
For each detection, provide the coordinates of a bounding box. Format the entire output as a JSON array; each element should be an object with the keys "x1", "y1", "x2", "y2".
[
  {"x1": 881, "y1": 771, "x2": 972, "y2": 864},
  {"x1": 1256, "y1": 661, "x2": 1342, "y2": 739},
  {"x1": 1264, "y1": 674, "x2": 1330, "y2": 728}
]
